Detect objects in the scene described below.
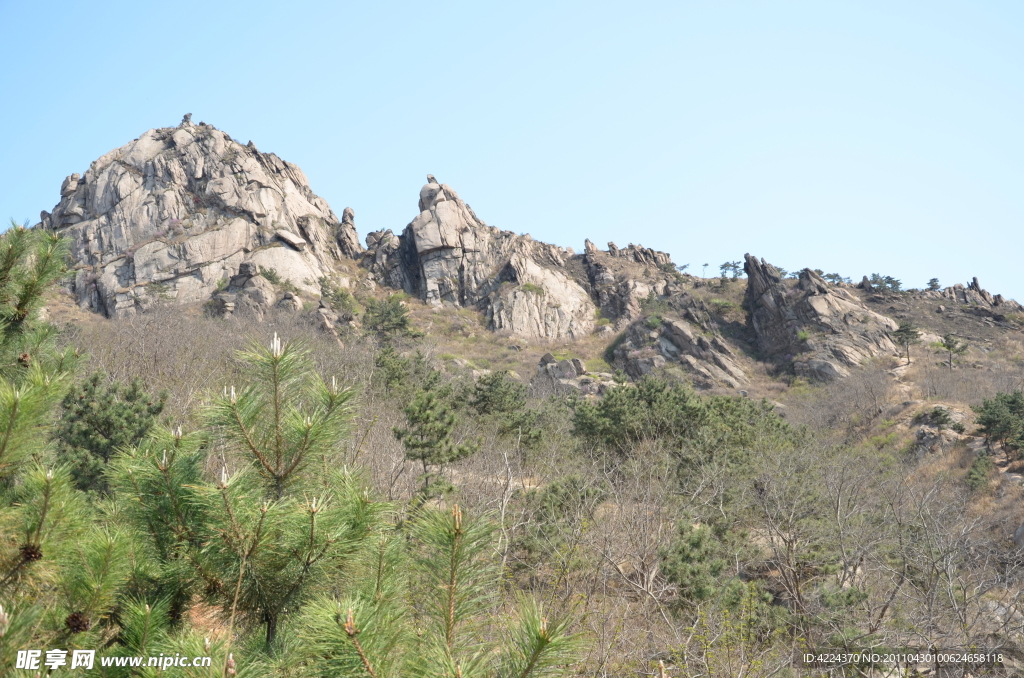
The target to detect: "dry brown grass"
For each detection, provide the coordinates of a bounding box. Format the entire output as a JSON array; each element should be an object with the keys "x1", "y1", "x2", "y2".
[{"x1": 58, "y1": 304, "x2": 377, "y2": 425}]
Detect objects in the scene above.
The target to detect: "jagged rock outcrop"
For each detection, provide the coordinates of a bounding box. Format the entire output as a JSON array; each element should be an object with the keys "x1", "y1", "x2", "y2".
[
  {"x1": 582, "y1": 239, "x2": 681, "y2": 326},
  {"x1": 362, "y1": 176, "x2": 595, "y2": 339},
  {"x1": 611, "y1": 298, "x2": 748, "y2": 389},
  {"x1": 604, "y1": 241, "x2": 673, "y2": 268},
  {"x1": 744, "y1": 254, "x2": 899, "y2": 381},
  {"x1": 38, "y1": 116, "x2": 360, "y2": 317},
  {"x1": 915, "y1": 277, "x2": 1024, "y2": 318}
]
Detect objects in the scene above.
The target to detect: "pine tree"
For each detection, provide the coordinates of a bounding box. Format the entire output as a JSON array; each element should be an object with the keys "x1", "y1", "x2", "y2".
[
  {"x1": 0, "y1": 225, "x2": 79, "y2": 479},
  {"x1": 364, "y1": 294, "x2": 419, "y2": 337},
  {"x1": 54, "y1": 372, "x2": 166, "y2": 494},
  {"x1": 394, "y1": 377, "x2": 478, "y2": 495},
  {"x1": 205, "y1": 333, "x2": 356, "y2": 499},
  {"x1": 938, "y1": 333, "x2": 968, "y2": 370},
  {"x1": 470, "y1": 371, "x2": 541, "y2": 447},
  {"x1": 661, "y1": 521, "x2": 727, "y2": 602},
  {"x1": 892, "y1": 320, "x2": 921, "y2": 365},
  {"x1": 172, "y1": 334, "x2": 381, "y2": 649},
  {"x1": 300, "y1": 505, "x2": 581, "y2": 678}
]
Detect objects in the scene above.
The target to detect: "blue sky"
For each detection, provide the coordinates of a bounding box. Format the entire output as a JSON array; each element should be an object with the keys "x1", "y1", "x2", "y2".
[{"x1": 2, "y1": 1, "x2": 1022, "y2": 300}]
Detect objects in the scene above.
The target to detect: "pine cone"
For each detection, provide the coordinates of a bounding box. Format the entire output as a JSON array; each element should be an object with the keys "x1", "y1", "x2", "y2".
[
  {"x1": 17, "y1": 353, "x2": 30, "y2": 367},
  {"x1": 19, "y1": 543, "x2": 42, "y2": 562},
  {"x1": 65, "y1": 611, "x2": 92, "y2": 633}
]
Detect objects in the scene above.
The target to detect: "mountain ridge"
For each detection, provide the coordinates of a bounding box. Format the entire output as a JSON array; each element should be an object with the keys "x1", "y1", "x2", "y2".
[{"x1": 35, "y1": 118, "x2": 1024, "y2": 388}]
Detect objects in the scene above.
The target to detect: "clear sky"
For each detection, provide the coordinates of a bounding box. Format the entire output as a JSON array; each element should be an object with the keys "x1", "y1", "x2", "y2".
[{"x1": 2, "y1": 1, "x2": 1022, "y2": 300}]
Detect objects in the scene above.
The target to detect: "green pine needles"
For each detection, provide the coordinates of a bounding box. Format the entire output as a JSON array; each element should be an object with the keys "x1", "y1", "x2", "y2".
[
  {"x1": 0, "y1": 225, "x2": 79, "y2": 479},
  {"x1": 395, "y1": 375, "x2": 479, "y2": 496},
  {"x1": 205, "y1": 333, "x2": 357, "y2": 499},
  {"x1": 54, "y1": 372, "x2": 167, "y2": 494},
  {"x1": 301, "y1": 504, "x2": 580, "y2": 678},
  {"x1": 0, "y1": 224, "x2": 580, "y2": 674}
]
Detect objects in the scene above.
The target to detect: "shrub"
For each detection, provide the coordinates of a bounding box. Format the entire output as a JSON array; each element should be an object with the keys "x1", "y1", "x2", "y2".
[
  {"x1": 571, "y1": 376, "x2": 795, "y2": 461},
  {"x1": 640, "y1": 290, "x2": 670, "y2": 314},
  {"x1": 974, "y1": 390, "x2": 1024, "y2": 454},
  {"x1": 930, "y1": 406, "x2": 952, "y2": 429},
  {"x1": 520, "y1": 282, "x2": 544, "y2": 295},
  {"x1": 364, "y1": 294, "x2": 417, "y2": 336},
  {"x1": 259, "y1": 266, "x2": 281, "y2": 284},
  {"x1": 319, "y1": 276, "x2": 359, "y2": 315},
  {"x1": 518, "y1": 475, "x2": 608, "y2": 565},
  {"x1": 709, "y1": 299, "x2": 738, "y2": 313},
  {"x1": 967, "y1": 452, "x2": 993, "y2": 491}
]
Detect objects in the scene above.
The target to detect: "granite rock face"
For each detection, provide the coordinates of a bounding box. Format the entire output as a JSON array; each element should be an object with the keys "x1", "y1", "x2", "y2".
[
  {"x1": 744, "y1": 254, "x2": 899, "y2": 380},
  {"x1": 38, "y1": 116, "x2": 360, "y2": 317},
  {"x1": 917, "y1": 277, "x2": 1024, "y2": 317},
  {"x1": 582, "y1": 238, "x2": 680, "y2": 327},
  {"x1": 362, "y1": 176, "x2": 595, "y2": 339},
  {"x1": 612, "y1": 298, "x2": 748, "y2": 389}
]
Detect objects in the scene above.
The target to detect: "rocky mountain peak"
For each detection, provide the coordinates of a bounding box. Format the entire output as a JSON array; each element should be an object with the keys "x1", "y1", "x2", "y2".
[
  {"x1": 362, "y1": 176, "x2": 595, "y2": 339},
  {"x1": 39, "y1": 118, "x2": 360, "y2": 317},
  {"x1": 38, "y1": 121, "x2": 1023, "y2": 389}
]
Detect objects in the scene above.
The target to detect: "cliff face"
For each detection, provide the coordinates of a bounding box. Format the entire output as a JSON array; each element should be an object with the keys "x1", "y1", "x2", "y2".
[
  {"x1": 39, "y1": 115, "x2": 360, "y2": 317},
  {"x1": 362, "y1": 176, "x2": 596, "y2": 340},
  {"x1": 744, "y1": 254, "x2": 899, "y2": 380}
]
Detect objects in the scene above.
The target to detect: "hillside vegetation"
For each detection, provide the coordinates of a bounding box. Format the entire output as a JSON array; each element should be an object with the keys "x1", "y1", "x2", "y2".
[
  {"x1": 5, "y1": 223, "x2": 1022, "y2": 676},
  {"x1": 11, "y1": 125, "x2": 1024, "y2": 675}
]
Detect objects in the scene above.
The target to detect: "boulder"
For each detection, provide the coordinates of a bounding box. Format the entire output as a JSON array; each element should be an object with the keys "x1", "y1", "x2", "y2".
[
  {"x1": 245, "y1": 246, "x2": 322, "y2": 296},
  {"x1": 275, "y1": 229, "x2": 307, "y2": 251},
  {"x1": 556, "y1": 359, "x2": 578, "y2": 379}
]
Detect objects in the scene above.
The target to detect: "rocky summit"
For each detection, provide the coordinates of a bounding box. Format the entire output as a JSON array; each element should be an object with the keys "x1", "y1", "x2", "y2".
[
  {"x1": 40, "y1": 115, "x2": 360, "y2": 318},
  {"x1": 362, "y1": 176, "x2": 595, "y2": 339},
  {"x1": 36, "y1": 119, "x2": 1024, "y2": 388}
]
